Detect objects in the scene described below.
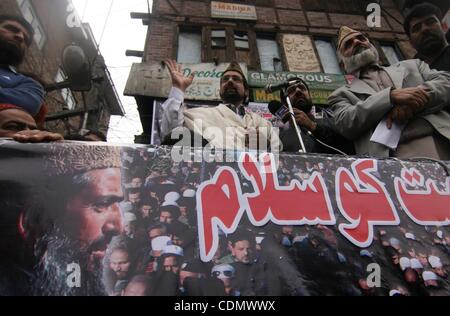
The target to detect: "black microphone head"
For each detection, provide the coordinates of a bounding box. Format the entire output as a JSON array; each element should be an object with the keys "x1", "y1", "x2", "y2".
[{"x1": 268, "y1": 100, "x2": 283, "y2": 115}]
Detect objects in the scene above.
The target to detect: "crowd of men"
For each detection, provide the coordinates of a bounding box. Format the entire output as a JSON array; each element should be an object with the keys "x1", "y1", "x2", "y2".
[
  {"x1": 0, "y1": 3, "x2": 449, "y2": 296},
  {"x1": 3, "y1": 143, "x2": 448, "y2": 296}
]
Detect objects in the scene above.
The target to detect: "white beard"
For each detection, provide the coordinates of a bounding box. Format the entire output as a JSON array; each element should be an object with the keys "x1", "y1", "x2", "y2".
[{"x1": 342, "y1": 44, "x2": 380, "y2": 74}]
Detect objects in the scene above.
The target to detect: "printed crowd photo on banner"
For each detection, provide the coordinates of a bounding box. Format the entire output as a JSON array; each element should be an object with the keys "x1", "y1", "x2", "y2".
[{"x1": 0, "y1": 141, "x2": 449, "y2": 296}]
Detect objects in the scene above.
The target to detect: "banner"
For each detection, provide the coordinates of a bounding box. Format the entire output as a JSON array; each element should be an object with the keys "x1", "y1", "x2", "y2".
[{"x1": 0, "y1": 140, "x2": 449, "y2": 296}]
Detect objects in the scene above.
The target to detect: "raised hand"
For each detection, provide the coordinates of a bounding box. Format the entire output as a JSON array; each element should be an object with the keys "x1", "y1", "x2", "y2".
[{"x1": 164, "y1": 59, "x2": 195, "y2": 92}]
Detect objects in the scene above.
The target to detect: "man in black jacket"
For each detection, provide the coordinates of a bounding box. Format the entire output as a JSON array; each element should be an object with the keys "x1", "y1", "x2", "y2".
[
  {"x1": 404, "y1": 3, "x2": 449, "y2": 72},
  {"x1": 279, "y1": 79, "x2": 354, "y2": 155}
]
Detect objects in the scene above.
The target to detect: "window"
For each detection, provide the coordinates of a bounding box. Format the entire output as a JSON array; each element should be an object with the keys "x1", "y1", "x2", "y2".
[
  {"x1": 16, "y1": 0, "x2": 46, "y2": 49},
  {"x1": 211, "y1": 29, "x2": 226, "y2": 48},
  {"x1": 177, "y1": 31, "x2": 202, "y2": 64},
  {"x1": 55, "y1": 69, "x2": 77, "y2": 110},
  {"x1": 256, "y1": 36, "x2": 282, "y2": 71},
  {"x1": 234, "y1": 31, "x2": 249, "y2": 50},
  {"x1": 314, "y1": 38, "x2": 342, "y2": 74},
  {"x1": 380, "y1": 43, "x2": 403, "y2": 66}
]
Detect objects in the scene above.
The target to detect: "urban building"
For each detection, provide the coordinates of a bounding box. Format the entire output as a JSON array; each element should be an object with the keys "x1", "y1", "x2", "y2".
[
  {"x1": 0, "y1": 0, "x2": 124, "y2": 136},
  {"x1": 125, "y1": 0, "x2": 449, "y2": 144}
]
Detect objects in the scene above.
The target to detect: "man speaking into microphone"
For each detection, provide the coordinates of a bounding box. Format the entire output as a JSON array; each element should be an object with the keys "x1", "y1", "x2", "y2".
[{"x1": 268, "y1": 78, "x2": 354, "y2": 155}]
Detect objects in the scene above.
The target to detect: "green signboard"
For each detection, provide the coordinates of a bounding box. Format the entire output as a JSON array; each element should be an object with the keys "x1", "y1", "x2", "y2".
[
  {"x1": 252, "y1": 88, "x2": 333, "y2": 105},
  {"x1": 248, "y1": 71, "x2": 347, "y2": 91}
]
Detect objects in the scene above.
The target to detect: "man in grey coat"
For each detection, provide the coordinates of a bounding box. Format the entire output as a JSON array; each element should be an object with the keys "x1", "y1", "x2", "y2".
[{"x1": 328, "y1": 26, "x2": 450, "y2": 159}]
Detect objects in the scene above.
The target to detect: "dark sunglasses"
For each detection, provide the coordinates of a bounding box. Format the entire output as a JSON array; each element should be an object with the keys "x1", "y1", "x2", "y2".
[{"x1": 212, "y1": 270, "x2": 233, "y2": 278}]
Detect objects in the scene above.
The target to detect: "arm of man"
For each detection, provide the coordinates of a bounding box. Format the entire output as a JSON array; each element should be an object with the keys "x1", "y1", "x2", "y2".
[
  {"x1": 160, "y1": 86, "x2": 186, "y2": 142},
  {"x1": 414, "y1": 59, "x2": 450, "y2": 114},
  {"x1": 160, "y1": 60, "x2": 195, "y2": 142},
  {"x1": 329, "y1": 87, "x2": 393, "y2": 140},
  {"x1": 0, "y1": 76, "x2": 44, "y2": 116}
]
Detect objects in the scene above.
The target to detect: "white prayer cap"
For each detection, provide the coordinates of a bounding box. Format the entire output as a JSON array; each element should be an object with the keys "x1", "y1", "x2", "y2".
[
  {"x1": 162, "y1": 245, "x2": 184, "y2": 257},
  {"x1": 399, "y1": 257, "x2": 411, "y2": 271},
  {"x1": 162, "y1": 200, "x2": 179, "y2": 207},
  {"x1": 410, "y1": 258, "x2": 424, "y2": 269},
  {"x1": 422, "y1": 271, "x2": 438, "y2": 281},
  {"x1": 151, "y1": 236, "x2": 171, "y2": 251},
  {"x1": 436, "y1": 230, "x2": 443, "y2": 239},
  {"x1": 165, "y1": 191, "x2": 180, "y2": 203},
  {"x1": 183, "y1": 189, "x2": 196, "y2": 198},
  {"x1": 428, "y1": 255, "x2": 443, "y2": 268},
  {"x1": 405, "y1": 233, "x2": 415, "y2": 240}
]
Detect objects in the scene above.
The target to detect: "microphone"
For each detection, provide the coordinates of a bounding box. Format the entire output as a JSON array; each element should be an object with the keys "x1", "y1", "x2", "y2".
[
  {"x1": 268, "y1": 100, "x2": 289, "y2": 123},
  {"x1": 264, "y1": 79, "x2": 301, "y2": 93}
]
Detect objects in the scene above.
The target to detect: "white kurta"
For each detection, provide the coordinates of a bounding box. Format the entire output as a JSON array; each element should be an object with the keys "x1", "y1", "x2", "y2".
[{"x1": 161, "y1": 87, "x2": 280, "y2": 150}]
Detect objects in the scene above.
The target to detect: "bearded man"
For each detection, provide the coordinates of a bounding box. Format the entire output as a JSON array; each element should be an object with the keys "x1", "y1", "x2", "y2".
[
  {"x1": 160, "y1": 60, "x2": 280, "y2": 151},
  {"x1": 0, "y1": 143, "x2": 124, "y2": 295},
  {"x1": 278, "y1": 78, "x2": 354, "y2": 154},
  {"x1": 329, "y1": 26, "x2": 450, "y2": 159},
  {"x1": 0, "y1": 15, "x2": 44, "y2": 115}
]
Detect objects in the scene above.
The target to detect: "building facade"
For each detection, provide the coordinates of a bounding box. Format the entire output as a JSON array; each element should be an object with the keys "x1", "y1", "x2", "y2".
[
  {"x1": 0, "y1": 0, "x2": 124, "y2": 136},
  {"x1": 125, "y1": 0, "x2": 449, "y2": 144}
]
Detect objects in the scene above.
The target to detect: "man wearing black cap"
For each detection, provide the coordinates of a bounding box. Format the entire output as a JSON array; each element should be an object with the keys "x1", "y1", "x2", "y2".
[
  {"x1": 160, "y1": 59, "x2": 280, "y2": 150},
  {"x1": 404, "y1": 3, "x2": 450, "y2": 71},
  {"x1": 278, "y1": 78, "x2": 354, "y2": 154}
]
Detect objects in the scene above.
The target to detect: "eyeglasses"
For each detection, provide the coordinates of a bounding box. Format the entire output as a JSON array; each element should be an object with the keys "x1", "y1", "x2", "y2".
[
  {"x1": 221, "y1": 75, "x2": 243, "y2": 84},
  {"x1": 212, "y1": 270, "x2": 234, "y2": 278}
]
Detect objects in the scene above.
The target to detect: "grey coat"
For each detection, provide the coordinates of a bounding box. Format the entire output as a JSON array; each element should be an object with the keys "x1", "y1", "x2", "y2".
[{"x1": 328, "y1": 59, "x2": 450, "y2": 157}]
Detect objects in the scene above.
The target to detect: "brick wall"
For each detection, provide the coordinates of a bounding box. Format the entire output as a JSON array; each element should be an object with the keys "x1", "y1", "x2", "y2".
[
  {"x1": 144, "y1": 20, "x2": 177, "y2": 62},
  {"x1": 144, "y1": 0, "x2": 416, "y2": 64}
]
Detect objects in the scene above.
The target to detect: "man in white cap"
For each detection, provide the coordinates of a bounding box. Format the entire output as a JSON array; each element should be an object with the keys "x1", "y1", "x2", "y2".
[
  {"x1": 329, "y1": 26, "x2": 450, "y2": 159},
  {"x1": 158, "y1": 245, "x2": 184, "y2": 275},
  {"x1": 123, "y1": 212, "x2": 137, "y2": 239},
  {"x1": 160, "y1": 60, "x2": 280, "y2": 150},
  {"x1": 399, "y1": 257, "x2": 411, "y2": 271},
  {"x1": 410, "y1": 258, "x2": 424, "y2": 273},
  {"x1": 422, "y1": 270, "x2": 439, "y2": 287},
  {"x1": 143, "y1": 235, "x2": 172, "y2": 274},
  {"x1": 428, "y1": 255, "x2": 447, "y2": 278}
]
